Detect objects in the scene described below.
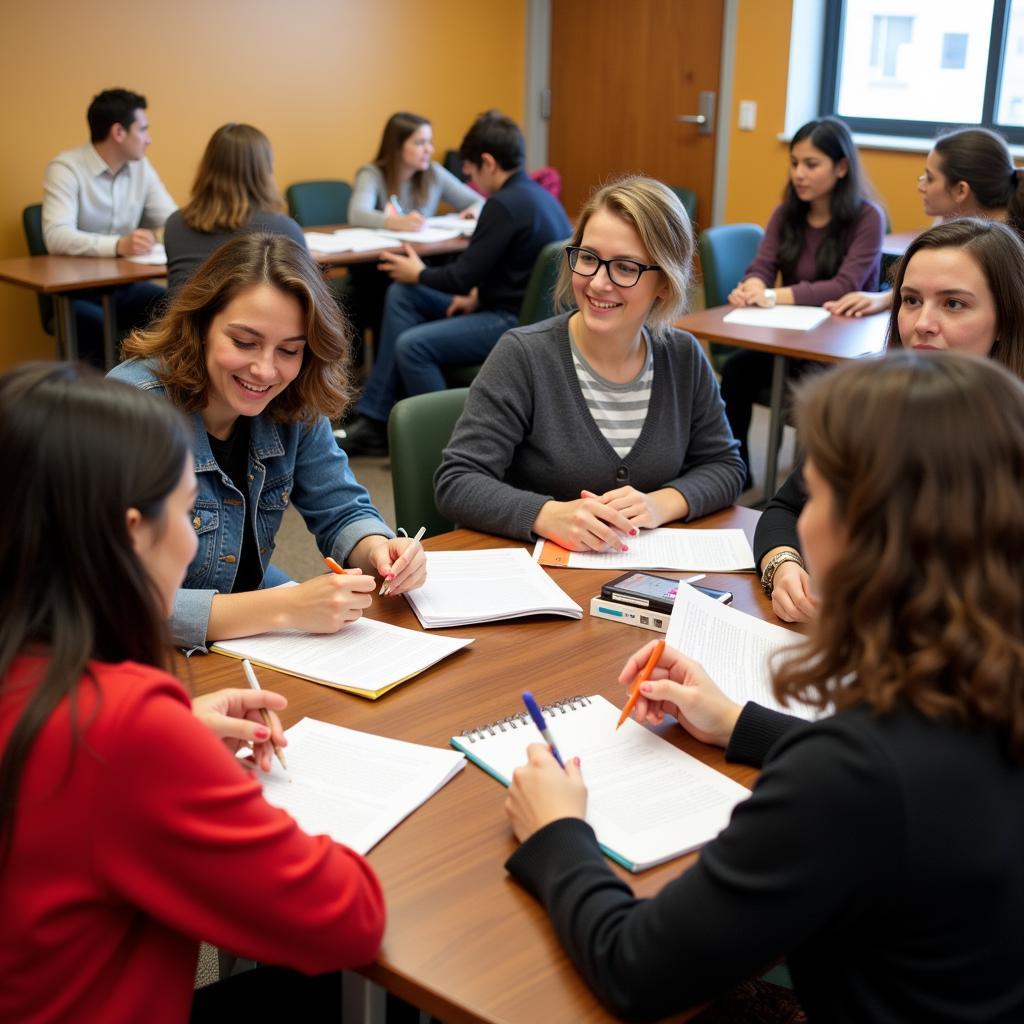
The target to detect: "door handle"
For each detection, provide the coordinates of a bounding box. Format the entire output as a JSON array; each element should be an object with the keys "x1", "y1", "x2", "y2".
[{"x1": 676, "y1": 91, "x2": 716, "y2": 136}]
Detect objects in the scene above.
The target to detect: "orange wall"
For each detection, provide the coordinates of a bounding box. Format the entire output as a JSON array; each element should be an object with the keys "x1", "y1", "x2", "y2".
[
  {"x1": 0, "y1": 0, "x2": 526, "y2": 370},
  {"x1": 725, "y1": 0, "x2": 933, "y2": 233}
]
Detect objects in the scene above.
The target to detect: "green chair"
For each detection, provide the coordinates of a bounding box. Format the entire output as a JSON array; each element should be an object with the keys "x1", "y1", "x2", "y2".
[
  {"x1": 388, "y1": 388, "x2": 470, "y2": 537},
  {"x1": 285, "y1": 180, "x2": 353, "y2": 227},
  {"x1": 668, "y1": 186, "x2": 698, "y2": 226},
  {"x1": 698, "y1": 223, "x2": 764, "y2": 372},
  {"x1": 22, "y1": 204, "x2": 55, "y2": 337},
  {"x1": 442, "y1": 237, "x2": 569, "y2": 388}
]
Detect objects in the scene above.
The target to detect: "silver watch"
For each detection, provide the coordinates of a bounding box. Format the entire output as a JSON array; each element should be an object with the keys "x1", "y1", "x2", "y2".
[{"x1": 763, "y1": 288, "x2": 777, "y2": 307}]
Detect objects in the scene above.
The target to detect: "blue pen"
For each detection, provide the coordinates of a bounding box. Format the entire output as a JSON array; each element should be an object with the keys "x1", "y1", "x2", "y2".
[
  {"x1": 388, "y1": 193, "x2": 406, "y2": 216},
  {"x1": 522, "y1": 692, "x2": 566, "y2": 769}
]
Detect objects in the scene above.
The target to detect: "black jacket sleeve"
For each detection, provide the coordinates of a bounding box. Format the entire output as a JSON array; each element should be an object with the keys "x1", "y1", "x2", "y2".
[
  {"x1": 418, "y1": 201, "x2": 514, "y2": 297},
  {"x1": 752, "y1": 461, "x2": 806, "y2": 569}
]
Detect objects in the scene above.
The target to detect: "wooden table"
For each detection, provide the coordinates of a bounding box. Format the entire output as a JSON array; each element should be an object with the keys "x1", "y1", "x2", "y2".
[
  {"x1": 0, "y1": 254, "x2": 166, "y2": 366},
  {"x1": 677, "y1": 304, "x2": 889, "y2": 497},
  {"x1": 184, "y1": 506, "x2": 779, "y2": 1023}
]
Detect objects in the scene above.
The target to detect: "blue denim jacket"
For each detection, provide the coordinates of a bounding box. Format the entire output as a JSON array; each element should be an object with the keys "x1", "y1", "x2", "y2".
[{"x1": 109, "y1": 358, "x2": 394, "y2": 650}]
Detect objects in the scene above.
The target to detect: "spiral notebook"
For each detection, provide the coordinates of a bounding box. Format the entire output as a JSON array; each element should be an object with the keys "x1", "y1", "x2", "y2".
[{"x1": 450, "y1": 694, "x2": 750, "y2": 872}]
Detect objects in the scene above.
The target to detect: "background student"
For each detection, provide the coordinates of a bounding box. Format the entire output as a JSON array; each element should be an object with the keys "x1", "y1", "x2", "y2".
[
  {"x1": 757, "y1": 217, "x2": 1024, "y2": 623},
  {"x1": 828, "y1": 125, "x2": 1024, "y2": 316},
  {"x1": 111, "y1": 232, "x2": 425, "y2": 651},
  {"x1": 163, "y1": 123, "x2": 305, "y2": 297},
  {"x1": 0, "y1": 363, "x2": 384, "y2": 1022},
  {"x1": 721, "y1": 116, "x2": 884, "y2": 485},
  {"x1": 339, "y1": 110, "x2": 572, "y2": 457},
  {"x1": 42, "y1": 88, "x2": 176, "y2": 365},
  {"x1": 435, "y1": 177, "x2": 744, "y2": 549},
  {"x1": 346, "y1": 111, "x2": 484, "y2": 351},
  {"x1": 503, "y1": 352, "x2": 1024, "y2": 1023}
]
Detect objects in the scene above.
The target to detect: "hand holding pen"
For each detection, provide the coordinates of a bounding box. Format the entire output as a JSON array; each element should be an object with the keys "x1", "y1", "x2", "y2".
[
  {"x1": 191, "y1": 677, "x2": 289, "y2": 775},
  {"x1": 377, "y1": 526, "x2": 427, "y2": 596}
]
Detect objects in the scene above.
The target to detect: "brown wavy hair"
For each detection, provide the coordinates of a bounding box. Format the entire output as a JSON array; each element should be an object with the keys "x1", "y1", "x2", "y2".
[
  {"x1": 123, "y1": 232, "x2": 354, "y2": 424},
  {"x1": 885, "y1": 218, "x2": 1024, "y2": 379},
  {"x1": 774, "y1": 351, "x2": 1024, "y2": 761},
  {"x1": 374, "y1": 112, "x2": 434, "y2": 209}
]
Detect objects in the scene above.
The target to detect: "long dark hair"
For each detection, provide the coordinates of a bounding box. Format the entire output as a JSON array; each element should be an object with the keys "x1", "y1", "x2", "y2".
[
  {"x1": 778, "y1": 116, "x2": 872, "y2": 280},
  {"x1": 0, "y1": 363, "x2": 191, "y2": 866},
  {"x1": 373, "y1": 112, "x2": 434, "y2": 209},
  {"x1": 932, "y1": 127, "x2": 1024, "y2": 240},
  {"x1": 775, "y1": 352, "x2": 1024, "y2": 762},
  {"x1": 884, "y1": 218, "x2": 1024, "y2": 380}
]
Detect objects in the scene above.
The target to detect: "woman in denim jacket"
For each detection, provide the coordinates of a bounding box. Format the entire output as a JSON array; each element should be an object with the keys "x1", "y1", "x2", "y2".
[{"x1": 111, "y1": 233, "x2": 425, "y2": 650}]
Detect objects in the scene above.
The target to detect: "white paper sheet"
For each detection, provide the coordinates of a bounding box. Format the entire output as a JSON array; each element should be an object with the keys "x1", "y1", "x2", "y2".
[
  {"x1": 723, "y1": 306, "x2": 831, "y2": 330},
  {"x1": 124, "y1": 243, "x2": 167, "y2": 265}
]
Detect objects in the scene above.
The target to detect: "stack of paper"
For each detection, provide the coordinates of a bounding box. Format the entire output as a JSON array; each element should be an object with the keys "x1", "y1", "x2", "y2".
[
  {"x1": 260, "y1": 717, "x2": 465, "y2": 854},
  {"x1": 124, "y1": 243, "x2": 167, "y2": 265},
  {"x1": 425, "y1": 213, "x2": 478, "y2": 236},
  {"x1": 534, "y1": 528, "x2": 756, "y2": 572},
  {"x1": 304, "y1": 230, "x2": 403, "y2": 254},
  {"x1": 378, "y1": 225, "x2": 465, "y2": 244},
  {"x1": 666, "y1": 583, "x2": 816, "y2": 719},
  {"x1": 722, "y1": 306, "x2": 831, "y2": 330},
  {"x1": 211, "y1": 617, "x2": 472, "y2": 699},
  {"x1": 405, "y1": 548, "x2": 582, "y2": 628}
]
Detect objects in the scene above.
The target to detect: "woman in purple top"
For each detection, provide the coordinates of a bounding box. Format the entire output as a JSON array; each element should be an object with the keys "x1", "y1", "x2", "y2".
[{"x1": 721, "y1": 116, "x2": 884, "y2": 487}]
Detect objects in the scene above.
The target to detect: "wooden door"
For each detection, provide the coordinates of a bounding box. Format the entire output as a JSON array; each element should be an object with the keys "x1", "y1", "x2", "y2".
[{"x1": 549, "y1": 0, "x2": 724, "y2": 229}]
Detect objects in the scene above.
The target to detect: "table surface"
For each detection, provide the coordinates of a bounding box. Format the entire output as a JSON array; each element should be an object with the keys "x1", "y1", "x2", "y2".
[
  {"x1": 883, "y1": 229, "x2": 923, "y2": 257},
  {"x1": 676, "y1": 304, "x2": 889, "y2": 362},
  {"x1": 184, "y1": 506, "x2": 785, "y2": 1024}
]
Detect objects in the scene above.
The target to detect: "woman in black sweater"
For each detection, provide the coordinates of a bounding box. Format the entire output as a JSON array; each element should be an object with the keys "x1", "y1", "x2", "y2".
[{"x1": 502, "y1": 351, "x2": 1024, "y2": 1023}]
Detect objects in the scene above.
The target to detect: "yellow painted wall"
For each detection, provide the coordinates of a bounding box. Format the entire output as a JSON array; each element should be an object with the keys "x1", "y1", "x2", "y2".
[
  {"x1": 0, "y1": 0, "x2": 526, "y2": 370},
  {"x1": 726, "y1": 0, "x2": 933, "y2": 233}
]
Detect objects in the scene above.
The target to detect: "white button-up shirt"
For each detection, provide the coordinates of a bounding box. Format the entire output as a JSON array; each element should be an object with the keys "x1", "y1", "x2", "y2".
[{"x1": 42, "y1": 143, "x2": 177, "y2": 257}]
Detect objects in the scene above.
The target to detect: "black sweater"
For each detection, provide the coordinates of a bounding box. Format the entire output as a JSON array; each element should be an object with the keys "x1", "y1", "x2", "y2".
[
  {"x1": 506, "y1": 700, "x2": 1024, "y2": 1023},
  {"x1": 752, "y1": 461, "x2": 806, "y2": 568}
]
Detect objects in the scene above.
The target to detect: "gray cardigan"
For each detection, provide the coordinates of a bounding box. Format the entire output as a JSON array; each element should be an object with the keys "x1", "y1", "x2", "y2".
[
  {"x1": 347, "y1": 162, "x2": 482, "y2": 228},
  {"x1": 434, "y1": 313, "x2": 745, "y2": 540}
]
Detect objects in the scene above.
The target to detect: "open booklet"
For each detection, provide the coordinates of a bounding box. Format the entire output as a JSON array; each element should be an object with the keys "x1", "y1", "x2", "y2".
[
  {"x1": 404, "y1": 548, "x2": 582, "y2": 628},
  {"x1": 534, "y1": 527, "x2": 755, "y2": 572},
  {"x1": 452, "y1": 694, "x2": 750, "y2": 872},
  {"x1": 666, "y1": 582, "x2": 816, "y2": 719},
  {"x1": 258, "y1": 717, "x2": 465, "y2": 854},
  {"x1": 211, "y1": 617, "x2": 472, "y2": 699}
]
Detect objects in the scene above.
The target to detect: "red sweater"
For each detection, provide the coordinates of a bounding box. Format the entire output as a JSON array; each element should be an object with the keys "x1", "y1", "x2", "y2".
[{"x1": 0, "y1": 657, "x2": 385, "y2": 1023}]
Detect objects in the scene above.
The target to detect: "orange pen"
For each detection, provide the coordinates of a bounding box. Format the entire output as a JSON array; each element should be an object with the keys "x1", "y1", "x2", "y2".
[
  {"x1": 323, "y1": 556, "x2": 348, "y2": 574},
  {"x1": 616, "y1": 639, "x2": 666, "y2": 729}
]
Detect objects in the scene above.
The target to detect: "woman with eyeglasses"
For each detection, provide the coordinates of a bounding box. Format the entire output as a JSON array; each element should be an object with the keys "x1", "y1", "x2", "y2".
[
  {"x1": 435, "y1": 176, "x2": 744, "y2": 551},
  {"x1": 722, "y1": 116, "x2": 885, "y2": 487},
  {"x1": 827, "y1": 126, "x2": 1024, "y2": 317}
]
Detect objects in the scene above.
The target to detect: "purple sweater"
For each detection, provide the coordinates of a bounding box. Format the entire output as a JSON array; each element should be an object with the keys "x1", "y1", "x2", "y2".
[{"x1": 745, "y1": 200, "x2": 885, "y2": 305}]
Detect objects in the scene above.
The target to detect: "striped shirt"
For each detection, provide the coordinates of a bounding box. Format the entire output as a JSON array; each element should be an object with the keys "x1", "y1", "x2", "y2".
[{"x1": 570, "y1": 334, "x2": 653, "y2": 458}]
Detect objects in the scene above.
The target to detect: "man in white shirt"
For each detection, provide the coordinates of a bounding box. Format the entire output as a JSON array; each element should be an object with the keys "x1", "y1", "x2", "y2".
[{"x1": 42, "y1": 88, "x2": 177, "y2": 364}]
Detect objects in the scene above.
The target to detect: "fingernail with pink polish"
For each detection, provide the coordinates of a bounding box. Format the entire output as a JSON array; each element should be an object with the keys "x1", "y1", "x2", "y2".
[
  {"x1": 255, "y1": 726, "x2": 270, "y2": 740},
  {"x1": 620, "y1": 545, "x2": 629, "y2": 552},
  {"x1": 630, "y1": 529, "x2": 638, "y2": 536}
]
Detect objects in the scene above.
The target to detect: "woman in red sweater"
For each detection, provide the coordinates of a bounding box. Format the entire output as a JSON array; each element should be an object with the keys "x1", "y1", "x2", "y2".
[{"x1": 0, "y1": 363, "x2": 385, "y2": 1022}]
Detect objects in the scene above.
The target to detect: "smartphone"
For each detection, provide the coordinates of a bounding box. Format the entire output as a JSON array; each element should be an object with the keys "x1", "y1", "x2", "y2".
[{"x1": 600, "y1": 571, "x2": 733, "y2": 614}]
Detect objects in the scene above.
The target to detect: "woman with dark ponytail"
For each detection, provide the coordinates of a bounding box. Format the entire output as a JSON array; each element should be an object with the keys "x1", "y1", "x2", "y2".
[{"x1": 722, "y1": 116, "x2": 884, "y2": 485}]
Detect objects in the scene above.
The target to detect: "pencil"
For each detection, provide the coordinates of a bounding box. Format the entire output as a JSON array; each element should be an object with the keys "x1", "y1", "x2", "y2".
[
  {"x1": 241, "y1": 658, "x2": 289, "y2": 773},
  {"x1": 616, "y1": 639, "x2": 666, "y2": 730}
]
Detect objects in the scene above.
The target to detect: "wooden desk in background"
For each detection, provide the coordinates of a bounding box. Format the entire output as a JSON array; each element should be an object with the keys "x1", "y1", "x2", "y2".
[
  {"x1": 184, "y1": 506, "x2": 782, "y2": 1024},
  {"x1": 676, "y1": 305, "x2": 888, "y2": 498}
]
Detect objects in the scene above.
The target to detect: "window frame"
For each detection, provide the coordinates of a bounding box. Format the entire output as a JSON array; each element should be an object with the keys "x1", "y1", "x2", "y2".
[{"x1": 819, "y1": 0, "x2": 1024, "y2": 145}]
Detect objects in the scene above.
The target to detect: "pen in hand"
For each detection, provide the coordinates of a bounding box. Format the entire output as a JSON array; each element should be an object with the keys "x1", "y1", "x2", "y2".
[
  {"x1": 388, "y1": 194, "x2": 406, "y2": 216},
  {"x1": 380, "y1": 525, "x2": 426, "y2": 596},
  {"x1": 241, "y1": 658, "x2": 290, "y2": 775},
  {"x1": 522, "y1": 691, "x2": 566, "y2": 769},
  {"x1": 617, "y1": 639, "x2": 666, "y2": 730}
]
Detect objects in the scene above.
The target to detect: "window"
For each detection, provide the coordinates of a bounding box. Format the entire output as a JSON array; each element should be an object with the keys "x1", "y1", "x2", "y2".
[{"x1": 821, "y1": 0, "x2": 1024, "y2": 143}]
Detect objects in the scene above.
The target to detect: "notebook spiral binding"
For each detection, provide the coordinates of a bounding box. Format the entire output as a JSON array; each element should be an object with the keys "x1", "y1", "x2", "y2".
[{"x1": 461, "y1": 695, "x2": 591, "y2": 743}]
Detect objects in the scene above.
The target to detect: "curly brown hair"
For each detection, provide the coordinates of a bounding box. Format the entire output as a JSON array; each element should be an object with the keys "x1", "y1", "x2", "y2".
[
  {"x1": 123, "y1": 233, "x2": 354, "y2": 424},
  {"x1": 774, "y1": 351, "x2": 1024, "y2": 762}
]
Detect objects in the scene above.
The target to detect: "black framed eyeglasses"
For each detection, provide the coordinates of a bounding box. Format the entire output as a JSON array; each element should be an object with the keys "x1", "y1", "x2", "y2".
[{"x1": 565, "y1": 245, "x2": 661, "y2": 288}]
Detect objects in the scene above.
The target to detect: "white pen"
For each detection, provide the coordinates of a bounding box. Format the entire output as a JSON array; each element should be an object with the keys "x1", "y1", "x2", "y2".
[
  {"x1": 388, "y1": 193, "x2": 406, "y2": 216},
  {"x1": 241, "y1": 658, "x2": 289, "y2": 775},
  {"x1": 380, "y1": 525, "x2": 426, "y2": 596}
]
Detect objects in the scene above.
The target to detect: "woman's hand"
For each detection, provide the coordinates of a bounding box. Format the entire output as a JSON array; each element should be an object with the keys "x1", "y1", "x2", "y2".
[
  {"x1": 533, "y1": 497, "x2": 636, "y2": 552},
  {"x1": 727, "y1": 277, "x2": 767, "y2": 307},
  {"x1": 618, "y1": 640, "x2": 742, "y2": 748},
  {"x1": 823, "y1": 290, "x2": 891, "y2": 317},
  {"x1": 361, "y1": 535, "x2": 427, "y2": 595},
  {"x1": 385, "y1": 210, "x2": 426, "y2": 232},
  {"x1": 192, "y1": 687, "x2": 288, "y2": 772},
  {"x1": 280, "y1": 570, "x2": 376, "y2": 631},
  {"x1": 580, "y1": 486, "x2": 688, "y2": 531},
  {"x1": 769, "y1": 560, "x2": 818, "y2": 623},
  {"x1": 505, "y1": 743, "x2": 587, "y2": 843}
]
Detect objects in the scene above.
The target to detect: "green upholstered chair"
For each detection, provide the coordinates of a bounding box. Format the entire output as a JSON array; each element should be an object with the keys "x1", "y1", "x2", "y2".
[
  {"x1": 285, "y1": 180, "x2": 353, "y2": 227},
  {"x1": 22, "y1": 204, "x2": 55, "y2": 337},
  {"x1": 442, "y1": 237, "x2": 569, "y2": 388},
  {"x1": 668, "y1": 186, "x2": 698, "y2": 226},
  {"x1": 388, "y1": 388, "x2": 470, "y2": 537},
  {"x1": 697, "y1": 223, "x2": 764, "y2": 372}
]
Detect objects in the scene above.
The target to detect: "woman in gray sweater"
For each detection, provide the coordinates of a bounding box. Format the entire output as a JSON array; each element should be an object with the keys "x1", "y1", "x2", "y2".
[{"x1": 435, "y1": 177, "x2": 744, "y2": 550}]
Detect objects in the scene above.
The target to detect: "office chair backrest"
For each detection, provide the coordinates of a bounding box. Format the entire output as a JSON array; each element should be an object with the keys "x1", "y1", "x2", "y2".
[
  {"x1": 388, "y1": 388, "x2": 470, "y2": 538},
  {"x1": 698, "y1": 223, "x2": 765, "y2": 308},
  {"x1": 22, "y1": 204, "x2": 55, "y2": 336},
  {"x1": 668, "y1": 186, "x2": 698, "y2": 227},
  {"x1": 285, "y1": 180, "x2": 353, "y2": 228},
  {"x1": 517, "y1": 238, "x2": 570, "y2": 327}
]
